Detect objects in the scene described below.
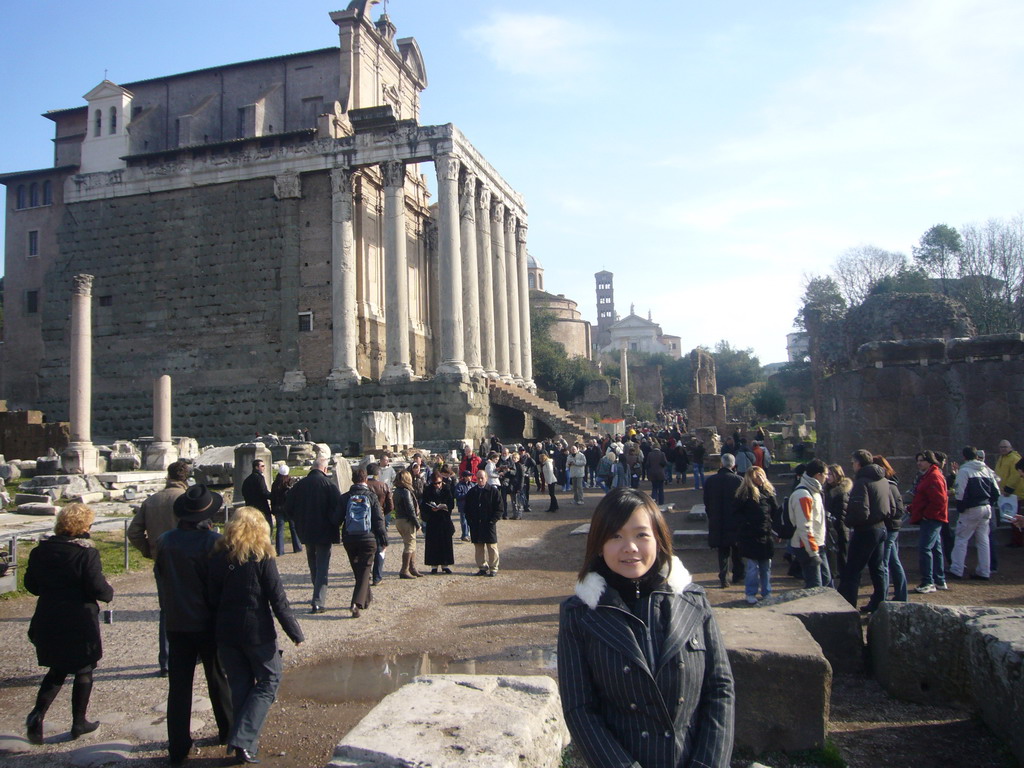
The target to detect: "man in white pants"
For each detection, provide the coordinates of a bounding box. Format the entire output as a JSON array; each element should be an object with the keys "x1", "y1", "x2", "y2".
[{"x1": 950, "y1": 445, "x2": 1000, "y2": 580}]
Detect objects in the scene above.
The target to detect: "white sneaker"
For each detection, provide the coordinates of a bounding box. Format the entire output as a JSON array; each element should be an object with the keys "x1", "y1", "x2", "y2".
[
  {"x1": 915, "y1": 583, "x2": 937, "y2": 594},
  {"x1": 746, "y1": 596, "x2": 758, "y2": 605}
]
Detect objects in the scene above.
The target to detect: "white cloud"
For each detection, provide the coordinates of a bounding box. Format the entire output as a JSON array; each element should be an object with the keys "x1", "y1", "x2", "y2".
[{"x1": 464, "y1": 11, "x2": 611, "y2": 81}]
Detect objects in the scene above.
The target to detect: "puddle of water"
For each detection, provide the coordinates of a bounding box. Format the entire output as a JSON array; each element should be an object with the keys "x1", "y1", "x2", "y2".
[{"x1": 281, "y1": 648, "x2": 557, "y2": 704}]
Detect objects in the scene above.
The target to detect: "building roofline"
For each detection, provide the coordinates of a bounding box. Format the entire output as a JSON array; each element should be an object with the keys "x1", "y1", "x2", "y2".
[
  {"x1": 0, "y1": 165, "x2": 79, "y2": 184},
  {"x1": 44, "y1": 46, "x2": 340, "y2": 119},
  {"x1": 122, "y1": 128, "x2": 318, "y2": 163}
]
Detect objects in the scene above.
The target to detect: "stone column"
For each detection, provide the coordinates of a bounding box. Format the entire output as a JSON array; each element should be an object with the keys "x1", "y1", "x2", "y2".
[
  {"x1": 621, "y1": 346, "x2": 630, "y2": 404},
  {"x1": 380, "y1": 160, "x2": 415, "y2": 384},
  {"x1": 491, "y1": 199, "x2": 511, "y2": 381},
  {"x1": 144, "y1": 375, "x2": 178, "y2": 470},
  {"x1": 327, "y1": 167, "x2": 360, "y2": 388},
  {"x1": 62, "y1": 274, "x2": 99, "y2": 474},
  {"x1": 434, "y1": 153, "x2": 469, "y2": 381},
  {"x1": 516, "y1": 222, "x2": 535, "y2": 390},
  {"x1": 504, "y1": 211, "x2": 523, "y2": 385},
  {"x1": 476, "y1": 186, "x2": 498, "y2": 379},
  {"x1": 459, "y1": 169, "x2": 484, "y2": 377}
]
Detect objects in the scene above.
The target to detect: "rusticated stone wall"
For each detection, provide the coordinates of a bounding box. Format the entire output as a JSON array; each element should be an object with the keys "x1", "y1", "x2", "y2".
[
  {"x1": 817, "y1": 334, "x2": 1024, "y2": 477},
  {"x1": 0, "y1": 409, "x2": 71, "y2": 460}
]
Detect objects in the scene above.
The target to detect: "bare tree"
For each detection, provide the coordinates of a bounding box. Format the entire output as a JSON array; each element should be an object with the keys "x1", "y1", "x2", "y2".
[{"x1": 832, "y1": 245, "x2": 908, "y2": 306}]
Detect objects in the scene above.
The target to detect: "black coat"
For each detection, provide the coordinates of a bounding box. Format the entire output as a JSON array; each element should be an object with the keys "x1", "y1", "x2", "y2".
[
  {"x1": 846, "y1": 464, "x2": 892, "y2": 529},
  {"x1": 209, "y1": 551, "x2": 304, "y2": 647},
  {"x1": 285, "y1": 469, "x2": 343, "y2": 545},
  {"x1": 703, "y1": 469, "x2": 743, "y2": 548},
  {"x1": 241, "y1": 471, "x2": 272, "y2": 516},
  {"x1": 26, "y1": 536, "x2": 114, "y2": 670},
  {"x1": 735, "y1": 493, "x2": 777, "y2": 561},
  {"x1": 421, "y1": 483, "x2": 456, "y2": 566},
  {"x1": 558, "y1": 559, "x2": 734, "y2": 768},
  {"x1": 339, "y1": 484, "x2": 388, "y2": 548},
  {"x1": 155, "y1": 526, "x2": 222, "y2": 633},
  {"x1": 464, "y1": 484, "x2": 502, "y2": 544}
]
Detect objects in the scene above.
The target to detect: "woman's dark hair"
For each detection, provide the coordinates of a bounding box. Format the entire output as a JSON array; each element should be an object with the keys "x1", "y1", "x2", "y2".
[
  {"x1": 578, "y1": 488, "x2": 672, "y2": 581},
  {"x1": 872, "y1": 454, "x2": 897, "y2": 480},
  {"x1": 917, "y1": 450, "x2": 939, "y2": 465}
]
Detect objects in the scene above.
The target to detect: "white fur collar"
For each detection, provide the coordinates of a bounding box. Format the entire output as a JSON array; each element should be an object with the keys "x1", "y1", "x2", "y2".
[{"x1": 575, "y1": 555, "x2": 692, "y2": 609}]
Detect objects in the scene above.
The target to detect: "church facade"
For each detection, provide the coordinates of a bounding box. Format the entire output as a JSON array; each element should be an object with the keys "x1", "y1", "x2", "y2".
[{"x1": 1, "y1": 2, "x2": 538, "y2": 446}]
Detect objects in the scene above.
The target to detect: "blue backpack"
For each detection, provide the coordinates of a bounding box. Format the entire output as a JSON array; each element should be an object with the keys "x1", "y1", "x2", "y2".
[{"x1": 344, "y1": 492, "x2": 373, "y2": 535}]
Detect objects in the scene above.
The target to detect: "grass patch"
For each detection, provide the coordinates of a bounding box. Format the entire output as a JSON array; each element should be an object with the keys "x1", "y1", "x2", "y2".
[
  {"x1": 0, "y1": 529, "x2": 147, "y2": 599},
  {"x1": 733, "y1": 738, "x2": 846, "y2": 768}
]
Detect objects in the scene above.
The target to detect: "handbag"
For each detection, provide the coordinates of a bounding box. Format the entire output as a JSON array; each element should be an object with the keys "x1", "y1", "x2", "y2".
[{"x1": 997, "y1": 494, "x2": 1019, "y2": 523}]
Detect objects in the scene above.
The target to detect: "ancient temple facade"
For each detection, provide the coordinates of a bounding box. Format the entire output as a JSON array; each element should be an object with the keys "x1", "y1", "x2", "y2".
[{"x1": 1, "y1": 2, "x2": 543, "y2": 446}]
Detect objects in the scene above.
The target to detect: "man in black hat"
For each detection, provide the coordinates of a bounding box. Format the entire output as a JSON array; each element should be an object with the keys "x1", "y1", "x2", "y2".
[{"x1": 154, "y1": 484, "x2": 233, "y2": 767}]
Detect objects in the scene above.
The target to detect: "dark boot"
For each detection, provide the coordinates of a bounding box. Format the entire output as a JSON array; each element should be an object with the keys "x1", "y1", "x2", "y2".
[
  {"x1": 409, "y1": 557, "x2": 424, "y2": 578},
  {"x1": 399, "y1": 552, "x2": 414, "y2": 579},
  {"x1": 27, "y1": 670, "x2": 65, "y2": 745},
  {"x1": 70, "y1": 673, "x2": 99, "y2": 739}
]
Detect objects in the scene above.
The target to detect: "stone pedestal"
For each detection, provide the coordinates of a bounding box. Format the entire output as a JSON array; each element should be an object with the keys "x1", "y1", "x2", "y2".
[
  {"x1": 232, "y1": 443, "x2": 272, "y2": 501},
  {"x1": 61, "y1": 443, "x2": 99, "y2": 476}
]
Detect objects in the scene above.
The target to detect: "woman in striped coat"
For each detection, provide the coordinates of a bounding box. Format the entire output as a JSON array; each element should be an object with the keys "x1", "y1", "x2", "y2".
[{"x1": 558, "y1": 488, "x2": 734, "y2": 768}]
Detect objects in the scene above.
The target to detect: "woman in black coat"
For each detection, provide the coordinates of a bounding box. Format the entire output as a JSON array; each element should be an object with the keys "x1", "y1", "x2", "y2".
[
  {"x1": 558, "y1": 488, "x2": 734, "y2": 768},
  {"x1": 734, "y1": 467, "x2": 778, "y2": 605},
  {"x1": 209, "y1": 506, "x2": 304, "y2": 764},
  {"x1": 24, "y1": 503, "x2": 114, "y2": 744},
  {"x1": 420, "y1": 472, "x2": 456, "y2": 573}
]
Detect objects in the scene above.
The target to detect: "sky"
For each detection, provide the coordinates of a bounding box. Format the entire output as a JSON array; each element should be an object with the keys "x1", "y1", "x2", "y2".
[{"x1": 3, "y1": 0, "x2": 1022, "y2": 364}]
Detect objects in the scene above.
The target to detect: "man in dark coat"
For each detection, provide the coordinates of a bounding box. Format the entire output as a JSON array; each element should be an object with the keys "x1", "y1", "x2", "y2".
[
  {"x1": 464, "y1": 469, "x2": 502, "y2": 576},
  {"x1": 241, "y1": 459, "x2": 273, "y2": 525},
  {"x1": 838, "y1": 449, "x2": 892, "y2": 612},
  {"x1": 285, "y1": 456, "x2": 343, "y2": 613},
  {"x1": 339, "y1": 468, "x2": 388, "y2": 617},
  {"x1": 703, "y1": 453, "x2": 744, "y2": 588},
  {"x1": 154, "y1": 485, "x2": 232, "y2": 767}
]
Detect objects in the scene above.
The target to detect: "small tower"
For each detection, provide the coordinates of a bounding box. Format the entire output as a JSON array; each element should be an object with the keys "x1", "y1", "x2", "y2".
[
  {"x1": 79, "y1": 81, "x2": 133, "y2": 174},
  {"x1": 528, "y1": 253, "x2": 544, "y2": 292},
  {"x1": 595, "y1": 271, "x2": 615, "y2": 348}
]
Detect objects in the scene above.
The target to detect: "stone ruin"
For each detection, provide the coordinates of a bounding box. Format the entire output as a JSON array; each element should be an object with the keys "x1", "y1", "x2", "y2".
[{"x1": 687, "y1": 348, "x2": 727, "y2": 431}]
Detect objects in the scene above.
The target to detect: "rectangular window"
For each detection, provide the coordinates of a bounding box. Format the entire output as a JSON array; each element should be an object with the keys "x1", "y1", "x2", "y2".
[
  {"x1": 28, "y1": 230, "x2": 39, "y2": 256},
  {"x1": 298, "y1": 311, "x2": 313, "y2": 332},
  {"x1": 98, "y1": 295, "x2": 113, "y2": 307},
  {"x1": 26, "y1": 290, "x2": 39, "y2": 314}
]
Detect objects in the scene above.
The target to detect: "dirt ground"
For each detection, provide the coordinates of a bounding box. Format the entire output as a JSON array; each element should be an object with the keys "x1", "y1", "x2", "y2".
[{"x1": 1, "y1": 480, "x2": 1021, "y2": 767}]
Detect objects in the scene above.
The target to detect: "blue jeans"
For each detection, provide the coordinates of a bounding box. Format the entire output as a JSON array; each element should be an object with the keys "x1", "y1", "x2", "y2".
[
  {"x1": 650, "y1": 480, "x2": 664, "y2": 505},
  {"x1": 305, "y1": 543, "x2": 332, "y2": 609},
  {"x1": 219, "y1": 641, "x2": 282, "y2": 753},
  {"x1": 273, "y1": 513, "x2": 302, "y2": 556},
  {"x1": 457, "y1": 504, "x2": 469, "y2": 538},
  {"x1": 796, "y1": 547, "x2": 831, "y2": 588},
  {"x1": 918, "y1": 519, "x2": 945, "y2": 587},
  {"x1": 744, "y1": 558, "x2": 771, "y2": 599},
  {"x1": 881, "y1": 528, "x2": 907, "y2": 601},
  {"x1": 839, "y1": 525, "x2": 886, "y2": 609},
  {"x1": 692, "y1": 462, "x2": 705, "y2": 490}
]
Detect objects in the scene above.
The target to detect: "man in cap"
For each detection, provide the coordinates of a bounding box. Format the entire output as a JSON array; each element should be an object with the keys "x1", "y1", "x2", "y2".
[
  {"x1": 154, "y1": 484, "x2": 232, "y2": 768},
  {"x1": 127, "y1": 459, "x2": 191, "y2": 676}
]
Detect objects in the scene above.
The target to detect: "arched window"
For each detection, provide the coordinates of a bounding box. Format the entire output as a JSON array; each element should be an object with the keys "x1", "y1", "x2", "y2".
[
  {"x1": 42, "y1": 180, "x2": 52, "y2": 205},
  {"x1": 16, "y1": 185, "x2": 26, "y2": 209},
  {"x1": 528, "y1": 274, "x2": 536, "y2": 290},
  {"x1": 94, "y1": 109, "x2": 102, "y2": 137},
  {"x1": 109, "y1": 106, "x2": 117, "y2": 134},
  {"x1": 29, "y1": 183, "x2": 39, "y2": 207}
]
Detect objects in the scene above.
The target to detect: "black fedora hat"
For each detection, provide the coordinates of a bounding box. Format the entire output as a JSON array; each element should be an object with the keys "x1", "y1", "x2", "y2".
[{"x1": 173, "y1": 484, "x2": 223, "y2": 523}]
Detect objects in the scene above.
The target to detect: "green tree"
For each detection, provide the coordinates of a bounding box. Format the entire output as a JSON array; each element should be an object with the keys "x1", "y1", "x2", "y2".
[
  {"x1": 752, "y1": 383, "x2": 786, "y2": 418},
  {"x1": 710, "y1": 341, "x2": 763, "y2": 392},
  {"x1": 794, "y1": 275, "x2": 846, "y2": 330},
  {"x1": 912, "y1": 224, "x2": 963, "y2": 295},
  {"x1": 868, "y1": 265, "x2": 932, "y2": 295},
  {"x1": 530, "y1": 308, "x2": 601, "y2": 406}
]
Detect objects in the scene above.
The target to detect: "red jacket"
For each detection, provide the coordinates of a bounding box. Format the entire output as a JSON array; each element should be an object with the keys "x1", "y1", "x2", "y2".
[
  {"x1": 459, "y1": 454, "x2": 481, "y2": 478},
  {"x1": 908, "y1": 464, "x2": 948, "y2": 524}
]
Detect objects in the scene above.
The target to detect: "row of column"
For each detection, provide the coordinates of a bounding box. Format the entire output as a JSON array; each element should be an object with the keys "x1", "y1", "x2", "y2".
[{"x1": 327, "y1": 155, "x2": 533, "y2": 389}]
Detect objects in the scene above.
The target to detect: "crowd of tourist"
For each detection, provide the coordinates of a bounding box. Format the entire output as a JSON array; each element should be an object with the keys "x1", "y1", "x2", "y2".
[{"x1": 702, "y1": 438, "x2": 1024, "y2": 609}]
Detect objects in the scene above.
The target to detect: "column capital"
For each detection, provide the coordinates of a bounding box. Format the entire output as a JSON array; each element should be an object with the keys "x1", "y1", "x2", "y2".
[
  {"x1": 491, "y1": 198, "x2": 506, "y2": 224},
  {"x1": 330, "y1": 166, "x2": 354, "y2": 196},
  {"x1": 458, "y1": 168, "x2": 477, "y2": 222},
  {"x1": 516, "y1": 222, "x2": 529, "y2": 244},
  {"x1": 477, "y1": 185, "x2": 492, "y2": 212},
  {"x1": 435, "y1": 152, "x2": 462, "y2": 182},
  {"x1": 72, "y1": 274, "x2": 94, "y2": 296},
  {"x1": 504, "y1": 210, "x2": 516, "y2": 234},
  {"x1": 381, "y1": 160, "x2": 406, "y2": 188}
]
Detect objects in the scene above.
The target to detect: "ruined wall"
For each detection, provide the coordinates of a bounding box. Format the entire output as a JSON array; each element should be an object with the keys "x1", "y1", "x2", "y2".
[
  {"x1": 631, "y1": 364, "x2": 663, "y2": 412},
  {"x1": 818, "y1": 334, "x2": 1024, "y2": 477},
  {"x1": 36, "y1": 378, "x2": 492, "y2": 451},
  {"x1": 0, "y1": 410, "x2": 70, "y2": 460}
]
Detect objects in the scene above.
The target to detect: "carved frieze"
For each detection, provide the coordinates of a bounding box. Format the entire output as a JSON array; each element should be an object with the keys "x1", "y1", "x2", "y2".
[{"x1": 274, "y1": 172, "x2": 301, "y2": 199}]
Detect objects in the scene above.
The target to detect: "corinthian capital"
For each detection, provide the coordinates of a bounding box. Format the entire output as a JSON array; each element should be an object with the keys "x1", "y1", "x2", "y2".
[
  {"x1": 381, "y1": 160, "x2": 406, "y2": 188},
  {"x1": 516, "y1": 222, "x2": 529, "y2": 245},
  {"x1": 435, "y1": 153, "x2": 461, "y2": 183},
  {"x1": 491, "y1": 198, "x2": 505, "y2": 225},
  {"x1": 330, "y1": 167, "x2": 354, "y2": 197},
  {"x1": 72, "y1": 274, "x2": 94, "y2": 296},
  {"x1": 476, "y1": 185, "x2": 491, "y2": 212},
  {"x1": 459, "y1": 169, "x2": 477, "y2": 221}
]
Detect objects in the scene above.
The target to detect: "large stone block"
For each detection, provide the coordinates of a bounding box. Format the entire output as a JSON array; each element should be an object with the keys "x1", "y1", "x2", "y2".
[
  {"x1": 716, "y1": 607, "x2": 831, "y2": 753},
  {"x1": 966, "y1": 611, "x2": 1024, "y2": 764},
  {"x1": 232, "y1": 443, "x2": 272, "y2": 495},
  {"x1": 867, "y1": 602, "x2": 1015, "y2": 708},
  {"x1": 760, "y1": 587, "x2": 864, "y2": 674},
  {"x1": 329, "y1": 675, "x2": 568, "y2": 768}
]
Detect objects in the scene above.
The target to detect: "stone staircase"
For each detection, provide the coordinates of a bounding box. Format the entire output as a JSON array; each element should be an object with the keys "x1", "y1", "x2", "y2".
[{"x1": 487, "y1": 379, "x2": 596, "y2": 440}]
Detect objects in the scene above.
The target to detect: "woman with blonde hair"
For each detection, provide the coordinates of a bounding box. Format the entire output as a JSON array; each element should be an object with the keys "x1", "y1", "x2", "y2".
[
  {"x1": 209, "y1": 506, "x2": 304, "y2": 764},
  {"x1": 25, "y1": 503, "x2": 113, "y2": 744},
  {"x1": 393, "y1": 469, "x2": 423, "y2": 578},
  {"x1": 735, "y1": 467, "x2": 778, "y2": 604}
]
